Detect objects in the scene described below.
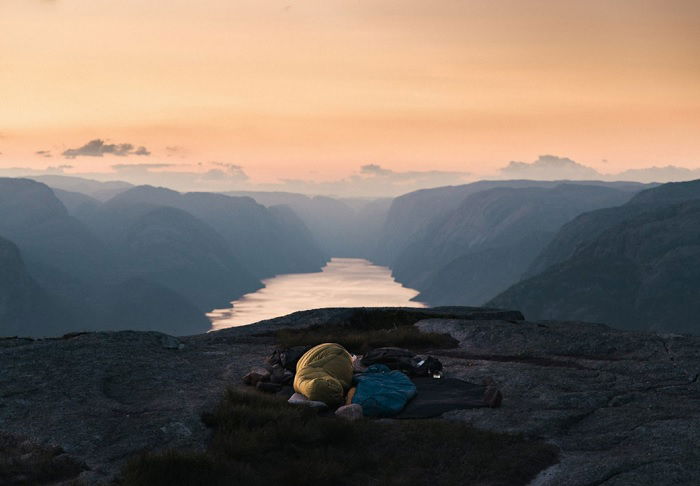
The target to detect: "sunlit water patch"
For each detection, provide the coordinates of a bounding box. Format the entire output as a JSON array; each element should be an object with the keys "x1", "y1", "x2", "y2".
[{"x1": 208, "y1": 258, "x2": 426, "y2": 330}]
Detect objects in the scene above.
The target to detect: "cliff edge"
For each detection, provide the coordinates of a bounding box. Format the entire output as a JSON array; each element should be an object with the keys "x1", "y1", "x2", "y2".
[{"x1": 1, "y1": 307, "x2": 698, "y2": 485}]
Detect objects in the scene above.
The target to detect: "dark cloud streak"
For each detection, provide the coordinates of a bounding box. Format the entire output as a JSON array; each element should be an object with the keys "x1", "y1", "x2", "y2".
[{"x1": 62, "y1": 139, "x2": 151, "y2": 159}]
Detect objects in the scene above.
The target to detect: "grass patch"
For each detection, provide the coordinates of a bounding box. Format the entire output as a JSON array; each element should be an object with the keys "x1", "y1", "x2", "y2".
[
  {"x1": 121, "y1": 388, "x2": 558, "y2": 486},
  {"x1": 0, "y1": 433, "x2": 85, "y2": 486},
  {"x1": 274, "y1": 308, "x2": 461, "y2": 353},
  {"x1": 276, "y1": 325, "x2": 457, "y2": 353}
]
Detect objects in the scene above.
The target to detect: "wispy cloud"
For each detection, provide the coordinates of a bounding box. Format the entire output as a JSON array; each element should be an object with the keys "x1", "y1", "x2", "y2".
[
  {"x1": 62, "y1": 139, "x2": 151, "y2": 159},
  {"x1": 497, "y1": 155, "x2": 700, "y2": 184},
  {"x1": 499, "y1": 155, "x2": 601, "y2": 180},
  {"x1": 263, "y1": 164, "x2": 473, "y2": 197},
  {"x1": 0, "y1": 165, "x2": 72, "y2": 177},
  {"x1": 614, "y1": 165, "x2": 700, "y2": 183}
]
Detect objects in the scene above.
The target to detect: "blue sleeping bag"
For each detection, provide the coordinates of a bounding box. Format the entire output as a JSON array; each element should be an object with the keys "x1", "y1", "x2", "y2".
[{"x1": 351, "y1": 364, "x2": 417, "y2": 417}]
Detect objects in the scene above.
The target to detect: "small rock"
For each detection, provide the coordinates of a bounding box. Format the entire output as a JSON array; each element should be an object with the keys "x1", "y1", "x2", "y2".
[
  {"x1": 243, "y1": 367, "x2": 271, "y2": 386},
  {"x1": 288, "y1": 392, "x2": 327, "y2": 409},
  {"x1": 269, "y1": 364, "x2": 293, "y2": 385},
  {"x1": 335, "y1": 404, "x2": 363, "y2": 421},
  {"x1": 160, "y1": 422, "x2": 192, "y2": 438}
]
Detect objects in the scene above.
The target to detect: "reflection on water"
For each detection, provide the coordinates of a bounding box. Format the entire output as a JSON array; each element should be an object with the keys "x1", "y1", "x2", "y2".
[{"x1": 208, "y1": 258, "x2": 426, "y2": 330}]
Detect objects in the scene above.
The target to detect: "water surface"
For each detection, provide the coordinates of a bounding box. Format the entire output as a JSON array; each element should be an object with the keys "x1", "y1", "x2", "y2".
[{"x1": 208, "y1": 258, "x2": 425, "y2": 330}]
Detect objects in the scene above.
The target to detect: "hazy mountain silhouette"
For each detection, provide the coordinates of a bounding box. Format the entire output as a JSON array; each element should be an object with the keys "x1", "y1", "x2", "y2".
[
  {"x1": 51, "y1": 188, "x2": 102, "y2": 220},
  {"x1": 0, "y1": 236, "x2": 67, "y2": 336},
  {"x1": 386, "y1": 184, "x2": 635, "y2": 306},
  {"x1": 106, "y1": 186, "x2": 328, "y2": 278},
  {"x1": 526, "y1": 180, "x2": 700, "y2": 277},
  {"x1": 490, "y1": 180, "x2": 700, "y2": 333},
  {"x1": 226, "y1": 191, "x2": 392, "y2": 257},
  {"x1": 372, "y1": 179, "x2": 647, "y2": 267},
  {"x1": 79, "y1": 201, "x2": 262, "y2": 312},
  {"x1": 0, "y1": 178, "x2": 109, "y2": 285},
  {"x1": 0, "y1": 178, "x2": 323, "y2": 336},
  {"x1": 29, "y1": 175, "x2": 133, "y2": 201}
]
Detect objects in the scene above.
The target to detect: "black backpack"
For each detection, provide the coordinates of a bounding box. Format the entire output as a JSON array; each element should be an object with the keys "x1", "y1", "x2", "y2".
[{"x1": 361, "y1": 347, "x2": 442, "y2": 377}]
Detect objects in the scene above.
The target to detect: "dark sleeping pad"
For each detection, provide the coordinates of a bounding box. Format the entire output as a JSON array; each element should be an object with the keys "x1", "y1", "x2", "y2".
[{"x1": 396, "y1": 377, "x2": 488, "y2": 419}]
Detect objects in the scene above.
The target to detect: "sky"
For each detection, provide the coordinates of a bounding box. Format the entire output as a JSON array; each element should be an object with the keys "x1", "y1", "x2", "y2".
[{"x1": 1, "y1": 0, "x2": 699, "y2": 194}]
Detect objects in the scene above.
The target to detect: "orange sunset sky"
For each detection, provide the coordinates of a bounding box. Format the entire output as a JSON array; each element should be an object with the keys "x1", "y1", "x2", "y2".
[{"x1": 1, "y1": 0, "x2": 699, "y2": 187}]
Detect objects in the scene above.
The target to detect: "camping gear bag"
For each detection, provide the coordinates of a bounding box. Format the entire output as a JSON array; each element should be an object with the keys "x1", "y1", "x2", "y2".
[
  {"x1": 351, "y1": 364, "x2": 417, "y2": 417},
  {"x1": 361, "y1": 347, "x2": 443, "y2": 377}
]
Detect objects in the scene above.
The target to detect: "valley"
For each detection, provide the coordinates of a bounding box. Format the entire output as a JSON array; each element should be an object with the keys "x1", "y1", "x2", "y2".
[{"x1": 1, "y1": 175, "x2": 699, "y2": 337}]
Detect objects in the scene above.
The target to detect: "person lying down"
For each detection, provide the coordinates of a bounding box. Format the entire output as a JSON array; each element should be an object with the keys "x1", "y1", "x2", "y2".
[{"x1": 291, "y1": 343, "x2": 502, "y2": 418}]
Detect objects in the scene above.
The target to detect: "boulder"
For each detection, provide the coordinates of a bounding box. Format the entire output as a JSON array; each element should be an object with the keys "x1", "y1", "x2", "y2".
[{"x1": 335, "y1": 404, "x2": 364, "y2": 421}]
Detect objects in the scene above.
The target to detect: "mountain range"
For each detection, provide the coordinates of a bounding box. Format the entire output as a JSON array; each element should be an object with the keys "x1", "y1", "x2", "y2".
[
  {"x1": 2, "y1": 174, "x2": 699, "y2": 336},
  {"x1": 0, "y1": 178, "x2": 328, "y2": 337},
  {"x1": 489, "y1": 180, "x2": 700, "y2": 333},
  {"x1": 374, "y1": 180, "x2": 648, "y2": 306}
]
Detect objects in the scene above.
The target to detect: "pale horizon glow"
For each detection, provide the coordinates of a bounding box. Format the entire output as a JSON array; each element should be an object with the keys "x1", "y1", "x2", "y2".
[{"x1": 2, "y1": 0, "x2": 699, "y2": 186}]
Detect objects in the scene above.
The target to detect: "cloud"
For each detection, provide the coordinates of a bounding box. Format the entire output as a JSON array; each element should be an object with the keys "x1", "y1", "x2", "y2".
[
  {"x1": 36, "y1": 150, "x2": 52, "y2": 158},
  {"x1": 0, "y1": 165, "x2": 72, "y2": 177},
  {"x1": 62, "y1": 139, "x2": 151, "y2": 158},
  {"x1": 259, "y1": 164, "x2": 473, "y2": 197},
  {"x1": 112, "y1": 163, "x2": 174, "y2": 172},
  {"x1": 33, "y1": 162, "x2": 470, "y2": 197},
  {"x1": 133, "y1": 146, "x2": 151, "y2": 156},
  {"x1": 95, "y1": 162, "x2": 252, "y2": 191},
  {"x1": 614, "y1": 165, "x2": 700, "y2": 183},
  {"x1": 360, "y1": 164, "x2": 392, "y2": 176},
  {"x1": 499, "y1": 155, "x2": 602, "y2": 180},
  {"x1": 200, "y1": 163, "x2": 249, "y2": 182},
  {"x1": 497, "y1": 155, "x2": 700, "y2": 184}
]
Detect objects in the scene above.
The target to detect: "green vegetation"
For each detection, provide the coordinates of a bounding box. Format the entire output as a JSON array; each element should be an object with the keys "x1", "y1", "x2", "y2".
[
  {"x1": 121, "y1": 388, "x2": 558, "y2": 486},
  {"x1": 274, "y1": 308, "x2": 462, "y2": 352}
]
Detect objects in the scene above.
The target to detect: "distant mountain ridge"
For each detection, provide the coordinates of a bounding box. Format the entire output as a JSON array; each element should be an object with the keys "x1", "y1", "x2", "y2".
[
  {"x1": 376, "y1": 180, "x2": 646, "y2": 306},
  {"x1": 29, "y1": 175, "x2": 133, "y2": 200},
  {"x1": 0, "y1": 236, "x2": 60, "y2": 336},
  {"x1": 5, "y1": 174, "x2": 697, "y2": 337},
  {"x1": 105, "y1": 186, "x2": 328, "y2": 278},
  {"x1": 372, "y1": 179, "x2": 648, "y2": 267},
  {"x1": 0, "y1": 178, "x2": 328, "y2": 337},
  {"x1": 225, "y1": 190, "x2": 392, "y2": 257},
  {"x1": 490, "y1": 179, "x2": 700, "y2": 333}
]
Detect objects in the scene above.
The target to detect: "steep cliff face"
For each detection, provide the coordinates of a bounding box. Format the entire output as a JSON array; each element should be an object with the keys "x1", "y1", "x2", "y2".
[
  {"x1": 387, "y1": 184, "x2": 634, "y2": 306},
  {"x1": 526, "y1": 179, "x2": 700, "y2": 277},
  {"x1": 0, "y1": 236, "x2": 62, "y2": 336},
  {"x1": 492, "y1": 180, "x2": 700, "y2": 333},
  {"x1": 0, "y1": 179, "x2": 264, "y2": 336},
  {"x1": 102, "y1": 186, "x2": 328, "y2": 278},
  {"x1": 0, "y1": 178, "x2": 108, "y2": 283},
  {"x1": 85, "y1": 203, "x2": 261, "y2": 312},
  {"x1": 490, "y1": 200, "x2": 700, "y2": 333},
  {"x1": 373, "y1": 180, "x2": 646, "y2": 268}
]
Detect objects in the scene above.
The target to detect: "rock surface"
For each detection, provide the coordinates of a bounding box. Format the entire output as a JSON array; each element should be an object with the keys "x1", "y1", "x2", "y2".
[
  {"x1": 416, "y1": 318, "x2": 700, "y2": 485},
  {"x1": 1, "y1": 307, "x2": 699, "y2": 485}
]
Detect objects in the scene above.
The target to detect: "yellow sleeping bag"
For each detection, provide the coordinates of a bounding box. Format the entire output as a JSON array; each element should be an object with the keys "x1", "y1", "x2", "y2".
[{"x1": 293, "y1": 343, "x2": 353, "y2": 406}]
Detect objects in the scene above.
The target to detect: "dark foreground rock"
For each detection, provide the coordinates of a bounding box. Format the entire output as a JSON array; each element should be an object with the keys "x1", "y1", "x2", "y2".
[{"x1": 1, "y1": 307, "x2": 699, "y2": 485}]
